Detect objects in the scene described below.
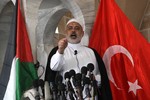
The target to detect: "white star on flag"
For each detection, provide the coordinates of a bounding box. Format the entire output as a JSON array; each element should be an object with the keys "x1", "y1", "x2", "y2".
[{"x1": 128, "y1": 80, "x2": 142, "y2": 95}]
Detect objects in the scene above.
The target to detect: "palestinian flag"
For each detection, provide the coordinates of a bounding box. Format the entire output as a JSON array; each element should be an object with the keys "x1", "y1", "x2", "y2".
[{"x1": 0, "y1": 0, "x2": 38, "y2": 100}]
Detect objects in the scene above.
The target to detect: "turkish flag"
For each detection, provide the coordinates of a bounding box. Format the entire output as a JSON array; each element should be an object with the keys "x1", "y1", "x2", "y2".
[{"x1": 89, "y1": 0, "x2": 150, "y2": 99}]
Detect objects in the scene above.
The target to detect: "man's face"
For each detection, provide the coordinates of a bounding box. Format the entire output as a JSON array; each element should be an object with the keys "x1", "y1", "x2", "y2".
[{"x1": 65, "y1": 22, "x2": 84, "y2": 44}]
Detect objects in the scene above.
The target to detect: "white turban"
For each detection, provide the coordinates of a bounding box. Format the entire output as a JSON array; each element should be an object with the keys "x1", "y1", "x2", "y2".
[{"x1": 66, "y1": 18, "x2": 84, "y2": 30}]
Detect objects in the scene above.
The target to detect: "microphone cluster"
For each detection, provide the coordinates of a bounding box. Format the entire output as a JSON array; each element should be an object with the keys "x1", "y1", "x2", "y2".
[
  {"x1": 22, "y1": 79, "x2": 45, "y2": 100},
  {"x1": 22, "y1": 63, "x2": 99, "y2": 100}
]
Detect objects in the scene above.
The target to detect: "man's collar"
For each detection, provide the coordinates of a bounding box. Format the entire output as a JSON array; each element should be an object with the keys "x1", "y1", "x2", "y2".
[{"x1": 68, "y1": 42, "x2": 82, "y2": 49}]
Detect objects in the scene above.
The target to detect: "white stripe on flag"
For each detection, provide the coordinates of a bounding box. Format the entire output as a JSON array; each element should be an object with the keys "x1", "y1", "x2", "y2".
[
  {"x1": 11, "y1": 0, "x2": 16, "y2": 5},
  {"x1": 3, "y1": 58, "x2": 17, "y2": 100}
]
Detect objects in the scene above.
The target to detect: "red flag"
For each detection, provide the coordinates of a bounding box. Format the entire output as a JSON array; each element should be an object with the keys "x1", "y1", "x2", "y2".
[{"x1": 89, "y1": 0, "x2": 150, "y2": 99}]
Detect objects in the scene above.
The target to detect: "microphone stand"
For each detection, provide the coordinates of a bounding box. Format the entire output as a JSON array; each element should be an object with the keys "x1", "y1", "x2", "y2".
[{"x1": 65, "y1": 71, "x2": 77, "y2": 100}]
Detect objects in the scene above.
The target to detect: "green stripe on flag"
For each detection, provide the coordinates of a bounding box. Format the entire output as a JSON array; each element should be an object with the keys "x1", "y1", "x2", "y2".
[{"x1": 16, "y1": 59, "x2": 37, "y2": 100}]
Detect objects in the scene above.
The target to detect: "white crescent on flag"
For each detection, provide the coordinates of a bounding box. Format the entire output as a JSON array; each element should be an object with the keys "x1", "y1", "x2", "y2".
[{"x1": 102, "y1": 45, "x2": 134, "y2": 89}]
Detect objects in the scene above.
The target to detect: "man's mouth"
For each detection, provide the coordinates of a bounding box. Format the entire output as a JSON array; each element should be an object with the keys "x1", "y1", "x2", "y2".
[{"x1": 70, "y1": 33, "x2": 77, "y2": 39}]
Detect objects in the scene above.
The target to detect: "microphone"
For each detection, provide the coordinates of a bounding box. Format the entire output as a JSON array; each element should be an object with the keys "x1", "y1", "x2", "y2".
[
  {"x1": 87, "y1": 63, "x2": 94, "y2": 74},
  {"x1": 64, "y1": 72, "x2": 72, "y2": 92},
  {"x1": 69, "y1": 69, "x2": 76, "y2": 87},
  {"x1": 87, "y1": 63, "x2": 98, "y2": 98},
  {"x1": 23, "y1": 79, "x2": 40, "y2": 100},
  {"x1": 44, "y1": 81, "x2": 52, "y2": 100},
  {"x1": 75, "y1": 73, "x2": 82, "y2": 83},
  {"x1": 81, "y1": 66, "x2": 88, "y2": 80},
  {"x1": 55, "y1": 74, "x2": 65, "y2": 100},
  {"x1": 69, "y1": 69, "x2": 79, "y2": 99},
  {"x1": 75, "y1": 73, "x2": 83, "y2": 100},
  {"x1": 74, "y1": 50, "x2": 77, "y2": 55},
  {"x1": 64, "y1": 72, "x2": 75, "y2": 100},
  {"x1": 87, "y1": 63, "x2": 95, "y2": 81},
  {"x1": 83, "y1": 77, "x2": 91, "y2": 99}
]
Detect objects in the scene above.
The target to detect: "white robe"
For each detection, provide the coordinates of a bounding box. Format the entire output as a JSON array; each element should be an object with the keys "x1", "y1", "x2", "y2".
[
  {"x1": 50, "y1": 43, "x2": 100, "y2": 100},
  {"x1": 50, "y1": 43, "x2": 100, "y2": 79}
]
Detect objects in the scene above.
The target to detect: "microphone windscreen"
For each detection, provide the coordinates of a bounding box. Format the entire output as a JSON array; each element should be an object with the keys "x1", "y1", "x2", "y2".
[
  {"x1": 69, "y1": 69, "x2": 76, "y2": 77},
  {"x1": 81, "y1": 66, "x2": 88, "y2": 75},
  {"x1": 74, "y1": 50, "x2": 78, "y2": 55},
  {"x1": 64, "y1": 72, "x2": 70, "y2": 79},
  {"x1": 87, "y1": 63, "x2": 94, "y2": 72}
]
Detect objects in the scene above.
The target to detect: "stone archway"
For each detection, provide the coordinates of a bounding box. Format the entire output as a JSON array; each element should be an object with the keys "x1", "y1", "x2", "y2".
[{"x1": 36, "y1": 0, "x2": 95, "y2": 79}]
